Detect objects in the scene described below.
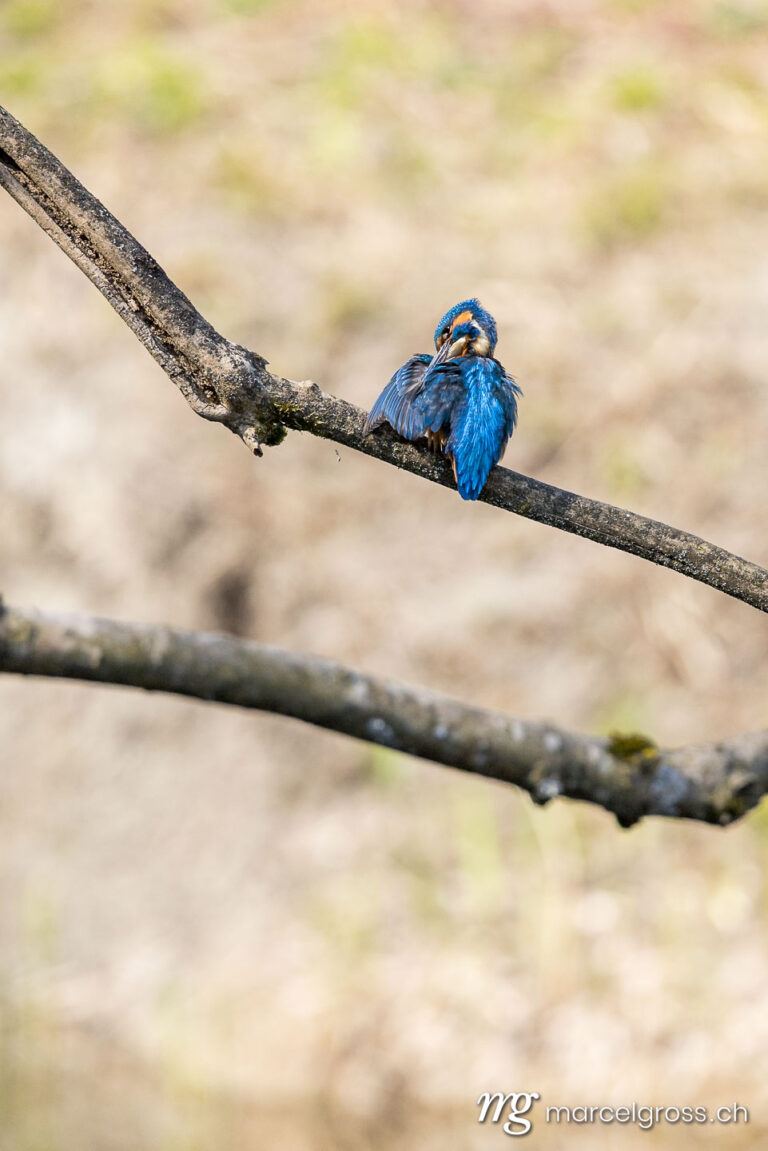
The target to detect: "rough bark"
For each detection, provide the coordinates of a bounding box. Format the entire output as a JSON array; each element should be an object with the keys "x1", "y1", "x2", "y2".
[{"x1": 1, "y1": 600, "x2": 765, "y2": 827}]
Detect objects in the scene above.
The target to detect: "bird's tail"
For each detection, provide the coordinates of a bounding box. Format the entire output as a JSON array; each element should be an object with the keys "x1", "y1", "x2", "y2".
[{"x1": 448, "y1": 390, "x2": 516, "y2": 501}]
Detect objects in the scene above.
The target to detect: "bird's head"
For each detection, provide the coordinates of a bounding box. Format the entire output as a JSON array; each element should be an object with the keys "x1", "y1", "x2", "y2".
[{"x1": 432, "y1": 298, "x2": 497, "y2": 363}]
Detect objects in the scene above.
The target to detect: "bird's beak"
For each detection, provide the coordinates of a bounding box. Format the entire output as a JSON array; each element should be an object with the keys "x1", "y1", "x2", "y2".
[{"x1": 432, "y1": 332, "x2": 469, "y2": 366}]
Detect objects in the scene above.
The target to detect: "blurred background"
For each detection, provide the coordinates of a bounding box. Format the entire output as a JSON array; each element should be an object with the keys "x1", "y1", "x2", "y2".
[{"x1": 1, "y1": 0, "x2": 768, "y2": 1146}]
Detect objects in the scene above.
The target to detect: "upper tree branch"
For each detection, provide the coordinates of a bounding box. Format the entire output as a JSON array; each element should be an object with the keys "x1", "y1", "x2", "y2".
[
  {"x1": 1, "y1": 599, "x2": 765, "y2": 827},
  {"x1": 1, "y1": 103, "x2": 767, "y2": 614}
]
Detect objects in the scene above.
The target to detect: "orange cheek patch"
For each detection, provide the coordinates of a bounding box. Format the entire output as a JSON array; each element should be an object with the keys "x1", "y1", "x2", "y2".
[{"x1": 450, "y1": 310, "x2": 473, "y2": 330}]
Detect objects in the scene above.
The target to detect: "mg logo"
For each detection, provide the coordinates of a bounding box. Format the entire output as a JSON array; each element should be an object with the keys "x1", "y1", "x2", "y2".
[{"x1": 477, "y1": 1091, "x2": 541, "y2": 1136}]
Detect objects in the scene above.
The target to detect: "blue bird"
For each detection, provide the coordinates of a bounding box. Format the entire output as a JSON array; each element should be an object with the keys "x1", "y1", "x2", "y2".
[{"x1": 363, "y1": 299, "x2": 522, "y2": 500}]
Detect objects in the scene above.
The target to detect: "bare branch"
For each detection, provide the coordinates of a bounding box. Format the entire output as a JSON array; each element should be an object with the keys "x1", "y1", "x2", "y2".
[
  {"x1": 0, "y1": 599, "x2": 765, "y2": 827},
  {"x1": 1, "y1": 104, "x2": 767, "y2": 612}
]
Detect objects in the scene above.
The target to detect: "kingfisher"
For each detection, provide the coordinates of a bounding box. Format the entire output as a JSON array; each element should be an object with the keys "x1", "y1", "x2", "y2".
[{"x1": 363, "y1": 299, "x2": 521, "y2": 500}]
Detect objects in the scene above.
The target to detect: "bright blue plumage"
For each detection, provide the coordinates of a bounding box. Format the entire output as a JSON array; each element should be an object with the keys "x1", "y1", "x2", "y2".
[
  {"x1": 363, "y1": 299, "x2": 521, "y2": 500},
  {"x1": 363, "y1": 354, "x2": 431, "y2": 441},
  {"x1": 422, "y1": 357, "x2": 520, "y2": 500}
]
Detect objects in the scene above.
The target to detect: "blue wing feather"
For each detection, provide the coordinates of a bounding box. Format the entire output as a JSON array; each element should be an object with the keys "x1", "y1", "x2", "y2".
[
  {"x1": 416, "y1": 365, "x2": 465, "y2": 433},
  {"x1": 363, "y1": 354, "x2": 432, "y2": 440}
]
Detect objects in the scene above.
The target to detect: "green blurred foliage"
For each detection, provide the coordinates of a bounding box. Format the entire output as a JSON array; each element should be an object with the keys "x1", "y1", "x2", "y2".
[
  {"x1": 0, "y1": 55, "x2": 43, "y2": 99},
  {"x1": 309, "y1": 876, "x2": 380, "y2": 964},
  {"x1": 94, "y1": 41, "x2": 208, "y2": 134},
  {"x1": 362, "y1": 745, "x2": 406, "y2": 789},
  {"x1": 610, "y1": 65, "x2": 667, "y2": 113},
  {"x1": 591, "y1": 689, "x2": 652, "y2": 737},
  {"x1": 319, "y1": 274, "x2": 381, "y2": 340},
  {"x1": 609, "y1": 0, "x2": 666, "y2": 10},
  {"x1": 599, "y1": 435, "x2": 648, "y2": 499},
  {"x1": 451, "y1": 784, "x2": 504, "y2": 912},
  {"x1": 711, "y1": 0, "x2": 768, "y2": 36},
  {"x1": 583, "y1": 164, "x2": 669, "y2": 248},
  {"x1": 214, "y1": 144, "x2": 288, "y2": 218},
  {"x1": 1, "y1": 0, "x2": 63, "y2": 40},
  {"x1": 222, "y1": 0, "x2": 282, "y2": 14}
]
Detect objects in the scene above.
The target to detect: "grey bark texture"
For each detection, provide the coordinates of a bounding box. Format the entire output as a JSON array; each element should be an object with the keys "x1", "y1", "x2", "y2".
[
  {"x1": 1, "y1": 103, "x2": 767, "y2": 613},
  {"x1": 1, "y1": 600, "x2": 766, "y2": 828}
]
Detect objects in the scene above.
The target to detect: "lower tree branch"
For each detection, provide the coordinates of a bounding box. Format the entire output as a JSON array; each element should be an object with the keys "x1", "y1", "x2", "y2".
[
  {"x1": 1, "y1": 104, "x2": 767, "y2": 613},
  {"x1": 0, "y1": 600, "x2": 765, "y2": 827}
]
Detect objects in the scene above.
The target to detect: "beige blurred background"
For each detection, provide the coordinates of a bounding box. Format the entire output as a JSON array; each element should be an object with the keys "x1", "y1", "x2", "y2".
[{"x1": 1, "y1": 0, "x2": 768, "y2": 1146}]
